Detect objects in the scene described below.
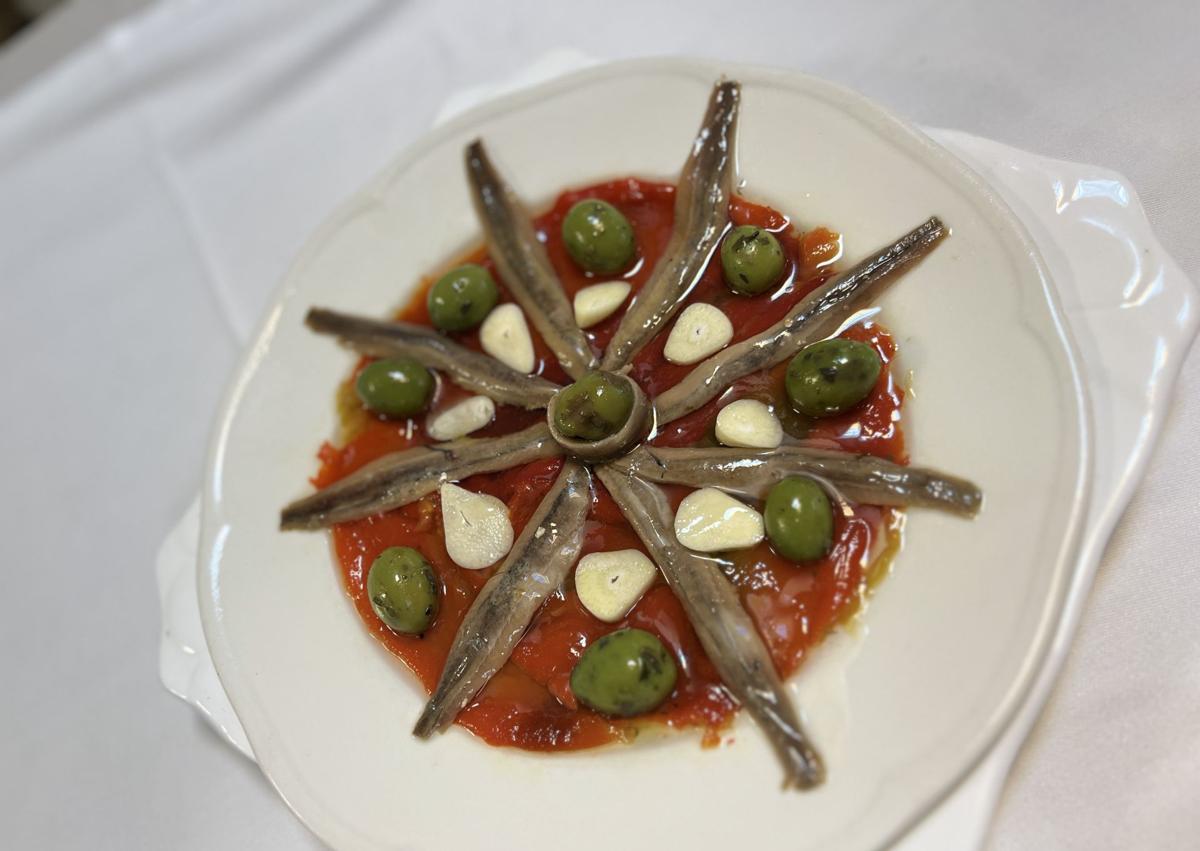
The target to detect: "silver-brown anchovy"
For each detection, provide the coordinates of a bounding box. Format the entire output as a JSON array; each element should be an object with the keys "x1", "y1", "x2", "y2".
[
  {"x1": 280, "y1": 424, "x2": 559, "y2": 530},
  {"x1": 655, "y1": 217, "x2": 946, "y2": 425},
  {"x1": 601, "y1": 81, "x2": 740, "y2": 371},
  {"x1": 611, "y1": 444, "x2": 982, "y2": 516},
  {"x1": 413, "y1": 461, "x2": 591, "y2": 737},
  {"x1": 466, "y1": 141, "x2": 597, "y2": 379},
  {"x1": 594, "y1": 464, "x2": 824, "y2": 788},
  {"x1": 305, "y1": 307, "x2": 558, "y2": 409}
]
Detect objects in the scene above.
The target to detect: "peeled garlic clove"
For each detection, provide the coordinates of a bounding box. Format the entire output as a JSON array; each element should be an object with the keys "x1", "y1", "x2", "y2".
[
  {"x1": 573, "y1": 281, "x2": 632, "y2": 329},
  {"x1": 575, "y1": 549, "x2": 657, "y2": 623},
  {"x1": 480, "y1": 303, "x2": 536, "y2": 373},
  {"x1": 714, "y1": 399, "x2": 783, "y2": 449},
  {"x1": 663, "y1": 302, "x2": 733, "y2": 365},
  {"x1": 440, "y1": 483, "x2": 513, "y2": 569},
  {"x1": 674, "y1": 487, "x2": 764, "y2": 552},
  {"x1": 426, "y1": 395, "x2": 496, "y2": 442}
]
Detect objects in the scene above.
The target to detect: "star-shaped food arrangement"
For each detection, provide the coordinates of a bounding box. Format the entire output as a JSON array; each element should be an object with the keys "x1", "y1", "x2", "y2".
[{"x1": 281, "y1": 81, "x2": 981, "y2": 789}]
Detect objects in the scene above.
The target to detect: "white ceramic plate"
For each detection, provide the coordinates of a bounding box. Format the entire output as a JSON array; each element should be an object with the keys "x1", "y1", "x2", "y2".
[{"x1": 198, "y1": 59, "x2": 1090, "y2": 851}]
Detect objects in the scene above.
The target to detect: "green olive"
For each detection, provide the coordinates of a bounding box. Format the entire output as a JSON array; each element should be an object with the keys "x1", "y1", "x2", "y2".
[
  {"x1": 561, "y1": 199, "x2": 636, "y2": 274},
  {"x1": 355, "y1": 357, "x2": 433, "y2": 418},
  {"x1": 427, "y1": 264, "x2": 499, "y2": 332},
  {"x1": 552, "y1": 371, "x2": 634, "y2": 441},
  {"x1": 570, "y1": 628, "x2": 677, "y2": 717},
  {"x1": 367, "y1": 546, "x2": 439, "y2": 634},
  {"x1": 765, "y1": 477, "x2": 834, "y2": 562},
  {"x1": 785, "y1": 338, "x2": 881, "y2": 418},
  {"x1": 721, "y1": 225, "x2": 786, "y2": 294}
]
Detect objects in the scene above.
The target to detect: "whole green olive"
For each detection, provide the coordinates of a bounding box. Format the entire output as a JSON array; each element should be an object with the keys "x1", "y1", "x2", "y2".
[
  {"x1": 720, "y1": 225, "x2": 786, "y2": 294},
  {"x1": 427, "y1": 264, "x2": 499, "y2": 332},
  {"x1": 552, "y1": 371, "x2": 634, "y2": 441},
  {"x1": 764, "y1": 477, "x2": 834, "y2": 562},
  {"x1": 366, "y1": 546, "x2": 439, "y2": 635},
  {"x1": 785, "y1": 338, "x2": 881, "y2": 418},
  {"x1": 561, "y1": 199, "x2": 636, "y2": 274},
  {"x1": 355, "y1": 357, "x2": 433, "y2": 418},
  {"x1": 570, "y1": 628, "x2": 678, "y2": 717}
]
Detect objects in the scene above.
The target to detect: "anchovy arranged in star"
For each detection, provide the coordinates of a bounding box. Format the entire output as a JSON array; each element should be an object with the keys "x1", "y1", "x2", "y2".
[
  {"x1": 280, "y1": 423, "x2": 559, "y2": 530},
  {"x1": 306, "y1": 307, "x2": 558, "y2": 409},
  {"x1": 596, "y1": 465, "x2": 824, "y2": 788},
  {"x1": 611, "y1": 444, "x2": 982, "y2": 516},
  {"x1": 466, "y1": 140, "x2": 598, "y2": 380},
  {"x1": 413, "y1": 462, "x2": 591, "y2": 737},
  {"x1": 654, "y1": 217, "x2": 945, "y2": 425},
  {"x1": 602, "y1": 81, "x2": 740, "y2": 371}
]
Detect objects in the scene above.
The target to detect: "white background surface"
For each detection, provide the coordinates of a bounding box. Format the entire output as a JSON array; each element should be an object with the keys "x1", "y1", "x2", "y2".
[{"x1": 0, "y1": 1, "x2": 1196, "y2": 848}]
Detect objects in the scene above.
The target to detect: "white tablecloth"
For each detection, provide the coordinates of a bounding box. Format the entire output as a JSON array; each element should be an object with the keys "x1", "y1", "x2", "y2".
[{"x1": 1, "y1": 2, "x2": 1197, "y2": 848}]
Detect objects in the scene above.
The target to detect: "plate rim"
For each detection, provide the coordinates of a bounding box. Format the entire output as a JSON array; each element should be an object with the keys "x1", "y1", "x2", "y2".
[{"x1": 197, "y1": 56, "x2": 1093, "y2": 850}]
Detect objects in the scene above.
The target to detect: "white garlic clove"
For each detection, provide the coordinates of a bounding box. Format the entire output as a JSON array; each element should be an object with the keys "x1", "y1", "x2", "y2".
[
  {"x1": 663, "y1": 302, "x2": 734, "y2": 365},
  {"x1": 674, "y1": 487, "x2": 764, "y2": 552},
  {"x1": 573, "y1": 281, "x2": 632, "y2": 328},
  {"x1": 480, "y1": 303, "x2": 536, "y2": 373},
  {"x1": 714, "y1": 399, "x2": 783, "y2": 449},
  {"x1": 426, "y1": 395, "x2": 495, "y2": 442},
  {"x1": 575, "y1": 549, "x2": 658, "y2": 623},
  {"x1": 440, "y1": 483, "x2": 514, "y2": 569}
]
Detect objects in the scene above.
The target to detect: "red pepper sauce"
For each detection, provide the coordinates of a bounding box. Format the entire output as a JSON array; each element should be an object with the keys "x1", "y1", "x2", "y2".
[{"x1": 312, "y1": 179, "x2": 905, "y2": 751}]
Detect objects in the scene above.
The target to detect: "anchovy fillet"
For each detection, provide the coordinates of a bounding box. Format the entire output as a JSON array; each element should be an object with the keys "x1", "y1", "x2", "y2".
[
  {"x1": 466, "y1": 140, "x2": 597, "y2": 379},
  {"x1": 601, "y1": 81, "x2": 740, "y2": 370},
  {"x1": 306, "y1": 308, "x2": 558, "y2": 409},
  {"x1": 280, "y1": 424, "x2": 559, "y2": 530},
  {"x1": 413, "y1": 461, "x2": 592, "y2": 737},
  {"x1": 595, "y1": 464, "x2": 824, "y2": 788},
  {"x1": 655, "y1": 217, "x2": 946, "y2": 425},
  {"x1": 611, "y1": 445, "x2": 982, "y2": 516}
]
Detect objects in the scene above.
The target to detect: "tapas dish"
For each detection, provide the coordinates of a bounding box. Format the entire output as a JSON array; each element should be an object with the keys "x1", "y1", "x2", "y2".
[{"x1": 280, "y1": 81, "x2": 982, "y2": 787}]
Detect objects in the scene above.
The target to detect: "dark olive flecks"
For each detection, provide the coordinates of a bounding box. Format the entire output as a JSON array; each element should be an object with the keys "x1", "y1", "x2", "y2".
[
  {"x1": 570, "y1": 628, "x2": 678, "y2": 717},
  {"x1": 721, "y1": 225, "x2": 786, "y2": 294},
  {"x1": 367, "y1": 546, "x2": 440, "y2": 635},
  {"x1": 427, "y1": 264, "x2": 499, "y2": 332},
  {"x1": 552, "y1": 371, "x2": 635, "y2": 441},
  {"x1": 785, "y1": 338, "x2": 881, "y2": 418}
]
